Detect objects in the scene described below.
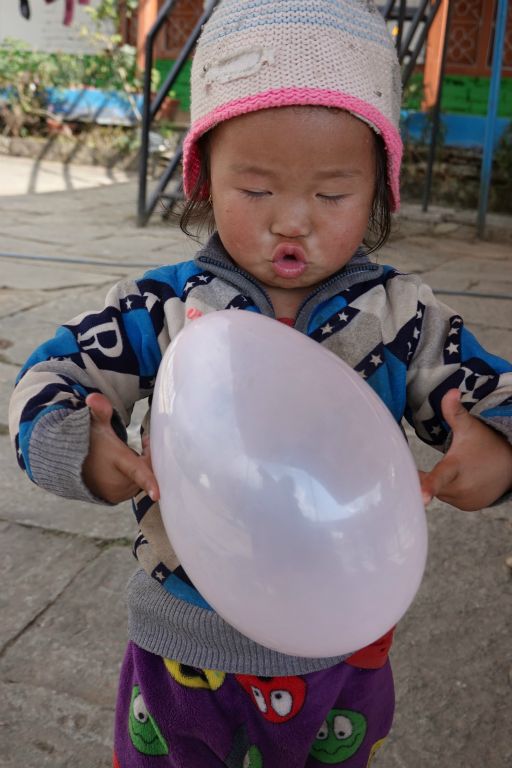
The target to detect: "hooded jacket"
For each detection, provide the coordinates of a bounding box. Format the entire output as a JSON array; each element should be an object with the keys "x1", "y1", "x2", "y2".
[{"x1": 9, "y1": 234, "x2": 512, "y2": 674}]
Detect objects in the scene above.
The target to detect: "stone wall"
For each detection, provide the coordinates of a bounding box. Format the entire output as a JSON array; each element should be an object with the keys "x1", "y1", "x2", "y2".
[{"x1": 401, "y1": 143, "x2": 512, "y2": 214}]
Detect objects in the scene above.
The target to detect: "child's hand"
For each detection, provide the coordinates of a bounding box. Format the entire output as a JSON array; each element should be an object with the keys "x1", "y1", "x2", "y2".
[
  {"x1": 419, "y1": 389, "x2": 512, "y2": 511},
  {"x1": 82, "y1": 393, "x2": 160, "y2": 504}
]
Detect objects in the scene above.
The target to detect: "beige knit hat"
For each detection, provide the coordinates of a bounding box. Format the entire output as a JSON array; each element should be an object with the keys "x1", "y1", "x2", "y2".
[{"x1": 183, "y1": 0, "x2": 403, "y2": 210}]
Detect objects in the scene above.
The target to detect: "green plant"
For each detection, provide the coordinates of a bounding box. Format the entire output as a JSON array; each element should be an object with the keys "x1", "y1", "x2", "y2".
[
  {"x1": 88, "y1": 0, "x2": 139, "y2": 23},
  {"x1": 0, "y1": 39, "x2": 69, "y2": 135},
  {"x1": 0, "y1": 1, "x2": 162, "y2": 138},
  {"x1": 82, "y1": 0, "x2": 160, "y2": 97},
  {"x1": 402, "y1": 73, "x2": 424, "y2": 111}
]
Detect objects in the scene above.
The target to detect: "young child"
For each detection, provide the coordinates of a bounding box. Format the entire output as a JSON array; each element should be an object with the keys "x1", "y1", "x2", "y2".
[{"x1": 9, "y1": 1, "x2": 512, "y2": 766}]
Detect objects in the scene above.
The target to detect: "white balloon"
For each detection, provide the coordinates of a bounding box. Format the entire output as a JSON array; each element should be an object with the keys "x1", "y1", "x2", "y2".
[{"x1": 151, "y1": 310, "x2": 427, "y2": 657}]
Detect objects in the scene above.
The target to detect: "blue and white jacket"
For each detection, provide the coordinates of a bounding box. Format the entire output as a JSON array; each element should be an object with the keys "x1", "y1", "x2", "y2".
[{"x1": 9, "y1": 233, "x2": 512, "y2": 675}]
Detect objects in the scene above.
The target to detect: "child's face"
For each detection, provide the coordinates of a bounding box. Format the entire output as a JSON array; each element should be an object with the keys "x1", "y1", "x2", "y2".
[{"x1": 209, "y1": 107, "x2": 377, "y2": 302}]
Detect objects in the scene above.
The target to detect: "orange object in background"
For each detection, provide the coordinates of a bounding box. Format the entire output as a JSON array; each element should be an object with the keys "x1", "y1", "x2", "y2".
[
  {"x1": 136, "y1": 0, "x2": 159, "y2": 73},
  {"x1": 422, "y1": 0, "x2": 450, "y2": 110}
]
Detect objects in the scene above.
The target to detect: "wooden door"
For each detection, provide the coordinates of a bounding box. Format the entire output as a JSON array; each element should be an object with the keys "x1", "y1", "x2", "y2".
[
  {"x1": 121, "y1": 0, "x2": 204, "y2": 59},
  {"x1": 446, "y1": 0, "x2": 512, "y2": 76}
]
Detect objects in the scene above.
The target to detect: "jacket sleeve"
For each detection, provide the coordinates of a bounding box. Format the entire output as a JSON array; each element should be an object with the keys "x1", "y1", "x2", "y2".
[
  {"x1": 404, "y1": 280, "x2": 512, "y2": 450},
  {"x1": 8, "y1": 274, "x2": 171, "y2": 503}
]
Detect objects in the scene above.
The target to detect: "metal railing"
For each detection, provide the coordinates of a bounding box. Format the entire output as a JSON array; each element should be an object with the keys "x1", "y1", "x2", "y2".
[
  {"x1": 383, "y1": 0, "x2": 444, "y2": 84},
  {"x1": 137, "y1": 0, "x2": 218, "y2": 226},
  {"x1": 137, "y1": 0, "x2": 443, "y2": 226}
]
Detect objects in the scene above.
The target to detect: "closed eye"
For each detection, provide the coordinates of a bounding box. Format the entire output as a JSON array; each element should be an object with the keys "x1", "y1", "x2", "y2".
[
  {"x1": 240, "y1": 189, "x2": 271, "y2": 199},
  {"x1": 317, "y1": 194, "x2": 346, "y2": 203}
]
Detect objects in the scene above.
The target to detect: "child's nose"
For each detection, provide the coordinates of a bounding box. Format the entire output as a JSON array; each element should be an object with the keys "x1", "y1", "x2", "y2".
[{"x1": 269, "y1": 199, "x2": 311, "y2": 238}]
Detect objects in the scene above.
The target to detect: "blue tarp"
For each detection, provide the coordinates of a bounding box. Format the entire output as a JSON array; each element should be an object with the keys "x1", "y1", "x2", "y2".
[
  {"x1": 0, "y1": 86, "x2": 143, "y2": 126},
  {"x1": 46, "y1": 86, "x2": 143, "y2": 125},
  {"x1": 401, "y1": 109, "x2": 510, "y2": 149}
]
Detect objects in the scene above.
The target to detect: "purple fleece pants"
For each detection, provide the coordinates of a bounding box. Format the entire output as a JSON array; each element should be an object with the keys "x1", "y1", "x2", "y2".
[{"x1": 113, "y1": 642, "x2": 394, "y2": 768}]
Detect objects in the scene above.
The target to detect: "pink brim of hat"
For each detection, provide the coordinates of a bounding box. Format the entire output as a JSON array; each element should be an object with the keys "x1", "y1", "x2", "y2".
[{"x1": 183, "y1": 87, "x2": 402, "y2": 211}]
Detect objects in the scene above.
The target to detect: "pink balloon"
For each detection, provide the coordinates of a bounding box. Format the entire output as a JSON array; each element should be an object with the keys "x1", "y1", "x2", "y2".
[{"x1": 151, "y1": 311, "x2": 427, "y2": 657}]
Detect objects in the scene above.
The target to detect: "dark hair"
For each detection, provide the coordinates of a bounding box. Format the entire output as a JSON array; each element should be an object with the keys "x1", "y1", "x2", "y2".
[
  {"x1": 179, "y1": 124, "x2": 393, "y2": 253},
  {"x1": 179, "y1": 134, "x2": 215, "y2": 241},
  {"x1": 364, "y1": 132, "x2": 392, "y2": 255}
]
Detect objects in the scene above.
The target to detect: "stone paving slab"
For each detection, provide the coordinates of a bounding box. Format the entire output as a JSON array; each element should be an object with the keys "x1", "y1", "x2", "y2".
[
  {"x1": 0, "y1": 288, "x2": 52, "y2": 320},
  {"x1": 1, "y1": 220, "x2": 136, "y2": 249},
  {"x1": 385, "y1": 233, "x2": 512, "y2": 274},
  {"x1": 0, "y1": 546, "x2": 133, "y2": 707},
  {"x1": 0, "y1": 521, "x2": 100, "y2": 652},
  {"x1": 8, "y1": 234, "x2": 194, "y2": 267},
  {"x1": 1, "y1": 221, "x2": 90, "y2": 249},
  {"x1": 0, "y1": 218, "x2": 193, "y2": 264},
  {"x1": 1, "y1": 216, "x2": 187, "y2": 250},
  {"x1": 422, "y1": 262, "x2": 512, "y2": 295},
  {"x1": 1, "y1": 683, "x2": 113, "y2": 768},
  {"x1": 0, "y1": 236, "x2": 74, "y2": 261},
  {"x1": 402, "y1": 232, "x2": 512, "y2": 261},
  {"x1": 96, "y1": 233, "x2": 198, "y2": 263},
  {"x1": 0, "y1": 155, "x2": 132, "y2": 196},
  {"x1": 0, "y1": 437, "x2": 137, "y2": 541},
  {"x1": 0, "y1": 180, "x2": 140, "y2": 216},
  {"x1": 380, "y1": 241, "x2": 458, "y2": 275},
  {"x1": 2, "y1": 259, "x2": 120, "y2": 292},
  {"x1": 0, "y1": 177, "x2": 143, "y2": 211}
]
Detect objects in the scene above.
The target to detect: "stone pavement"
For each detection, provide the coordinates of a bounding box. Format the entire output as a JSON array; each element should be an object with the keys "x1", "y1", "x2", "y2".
[
  {"x1": 0, "y1": 154, "x2": 133, "y2": 196},
  {"x1": 0, "y1": 158, "x2": 511, "y2": 768}
]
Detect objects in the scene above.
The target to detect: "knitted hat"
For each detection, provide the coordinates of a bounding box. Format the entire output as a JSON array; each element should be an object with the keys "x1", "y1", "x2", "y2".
[{"x1": 183, "y1": 0, "x2": 403, "y2": 210}]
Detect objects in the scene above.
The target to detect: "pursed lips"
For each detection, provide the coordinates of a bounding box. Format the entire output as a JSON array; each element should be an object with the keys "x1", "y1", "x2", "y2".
[{"x1": 271, "y1": 243, "x2": 307, "y2": 278}]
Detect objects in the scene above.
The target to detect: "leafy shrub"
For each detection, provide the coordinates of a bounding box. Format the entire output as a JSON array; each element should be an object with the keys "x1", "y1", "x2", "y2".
[{"x1": 0, "y1": 0, "x2": 159, "y2": 136}]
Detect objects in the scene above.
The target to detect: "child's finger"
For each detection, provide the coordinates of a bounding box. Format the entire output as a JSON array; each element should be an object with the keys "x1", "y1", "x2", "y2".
[
  {"x1": 440, "y1": 388, "x2": 470, "y2": 437},
  {"x1": 417, "y1": 470, "x2": 433, "y2": 505},
  {"x1": 86, "y1": 392, "x2": 114, "y2": 425},
  {"x1": 419, "y1": 457, "x2": 459, "y2": 502},
  {"x1": 116, "y1": 449, "x2": 160, "y2": 501}
]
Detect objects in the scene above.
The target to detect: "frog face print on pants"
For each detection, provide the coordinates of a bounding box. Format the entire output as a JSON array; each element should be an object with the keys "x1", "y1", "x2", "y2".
[
  {"x1": 310, "y1": 708, "x2": 367, "y2": 764},
  {"x1": 129, "y1": 685, "x2": 169, "y2": 756}
]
